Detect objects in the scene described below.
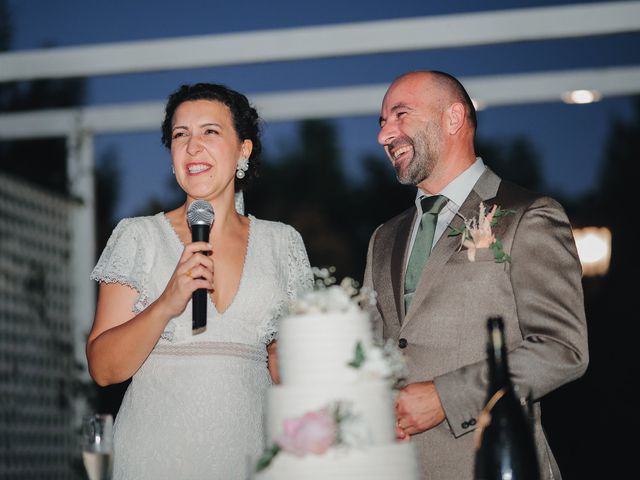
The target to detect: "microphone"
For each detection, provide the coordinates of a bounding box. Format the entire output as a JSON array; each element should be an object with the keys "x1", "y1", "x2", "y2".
[{"x1": 186, "y1": 200, "x2": 215, "y2": 332}]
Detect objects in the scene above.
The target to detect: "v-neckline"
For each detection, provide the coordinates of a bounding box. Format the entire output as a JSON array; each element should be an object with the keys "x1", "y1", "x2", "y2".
[{"x1": 159, "y1": 212, "x2": 255, "y2": 317}]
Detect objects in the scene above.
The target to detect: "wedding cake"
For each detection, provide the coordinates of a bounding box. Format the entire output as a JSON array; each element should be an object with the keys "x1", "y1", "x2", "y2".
[{"x1": 255, "y1": 274, "x2": 420, "y2": 480}]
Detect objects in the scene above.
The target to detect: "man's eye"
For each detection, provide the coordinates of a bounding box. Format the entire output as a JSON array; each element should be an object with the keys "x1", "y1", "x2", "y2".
[
  {"x1": 205, "y1": 128, "x2": 219, "y2": 135},
  {"x1": 397, "y1": 111, "x2": 407, "y2": 118}
]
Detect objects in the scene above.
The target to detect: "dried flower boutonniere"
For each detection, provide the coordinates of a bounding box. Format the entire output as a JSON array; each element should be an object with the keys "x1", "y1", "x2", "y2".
[{"x1": 448, "y1": 203, "x2": 514, "y2": 263}]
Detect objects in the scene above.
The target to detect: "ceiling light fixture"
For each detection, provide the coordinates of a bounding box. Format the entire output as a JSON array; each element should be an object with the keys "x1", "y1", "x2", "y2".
[{"x1": 561, "y1": 89, "x2": 602, "y2": 105}]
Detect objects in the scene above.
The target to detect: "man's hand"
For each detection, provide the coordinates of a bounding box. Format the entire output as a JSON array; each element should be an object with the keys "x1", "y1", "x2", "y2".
[{"x1": 395, "y1": 381, "x2": 446, "y2": 438}]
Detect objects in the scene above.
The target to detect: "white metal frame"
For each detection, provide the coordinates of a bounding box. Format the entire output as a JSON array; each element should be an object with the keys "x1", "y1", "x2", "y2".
[
  {"x1": 1, "y1": 1, "x2": 638, "y2": 81},
  {"x1": 1, "y1": 65, "x2": 639, "y2": 139}
]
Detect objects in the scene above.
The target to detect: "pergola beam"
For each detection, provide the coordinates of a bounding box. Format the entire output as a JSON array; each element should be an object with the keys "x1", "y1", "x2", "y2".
[
  {"x1": 1, "y1": 1, "x2": 638, "y2": 82},
  {"x1": 1, "y1": 65, "x2": 638, "y2": 140}
]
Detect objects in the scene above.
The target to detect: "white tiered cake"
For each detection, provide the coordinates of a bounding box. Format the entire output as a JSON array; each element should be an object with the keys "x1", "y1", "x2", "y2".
[{"x1": 255, "y1": 279, "x2": 420, "y2": 480}]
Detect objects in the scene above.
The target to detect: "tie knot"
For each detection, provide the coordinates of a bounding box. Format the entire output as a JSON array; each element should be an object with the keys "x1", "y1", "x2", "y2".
[{"x1": 420, "y1": 195, "x2": 448, "y2": 215}]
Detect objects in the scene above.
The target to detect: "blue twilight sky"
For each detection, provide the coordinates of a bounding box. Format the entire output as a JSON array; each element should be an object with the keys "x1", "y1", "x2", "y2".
[{"x1": 4, "y1": 0, "x2": 639, "y2": 220}]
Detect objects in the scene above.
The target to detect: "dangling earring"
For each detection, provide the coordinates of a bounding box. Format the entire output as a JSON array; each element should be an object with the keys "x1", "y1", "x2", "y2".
[
  {"x1": 236, "y1": 157, "x2": 249, "y2": 179},
  {"x1": 171, "y1": 165, "x2": 175, "y2": 175}
]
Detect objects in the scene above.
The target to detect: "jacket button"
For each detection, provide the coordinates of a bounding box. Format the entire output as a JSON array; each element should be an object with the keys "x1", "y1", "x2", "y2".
[
  {"x1": 461, "y1": 421, "x2": 469, "y2": 429},
  {"x1": 469, "y1": 418, "x2": 477, "y2": 426},
  {"x1": 398, "y1": 338, "x2": 408, "y2": 349}
]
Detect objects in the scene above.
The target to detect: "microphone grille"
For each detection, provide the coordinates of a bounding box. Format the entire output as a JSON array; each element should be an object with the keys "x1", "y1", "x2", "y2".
[{"x1": 187, "y1": 200, "x2": 215, "y2": 227}]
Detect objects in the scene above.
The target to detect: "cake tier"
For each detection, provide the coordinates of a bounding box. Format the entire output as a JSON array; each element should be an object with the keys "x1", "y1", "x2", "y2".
[
  {"x1": 265, "y1": 381, "x2": 396, "y2": 445},
  {"x1": 255, "y1": 441, "x2": 420, "y2": 480},
  {"x1": 277, "y1": 311, "x2": 372, "y2": 385}
]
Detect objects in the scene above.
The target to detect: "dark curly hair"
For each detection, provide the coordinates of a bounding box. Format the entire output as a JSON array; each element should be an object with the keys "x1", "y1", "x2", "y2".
[{"x1": 161, "y1": 83, "x2": 261, "y2": 191}]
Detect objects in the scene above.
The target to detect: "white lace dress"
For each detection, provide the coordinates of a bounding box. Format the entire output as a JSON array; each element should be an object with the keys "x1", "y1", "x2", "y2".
[{"x1": 91, "y1": 213, "x2": 312, "y2": 480}]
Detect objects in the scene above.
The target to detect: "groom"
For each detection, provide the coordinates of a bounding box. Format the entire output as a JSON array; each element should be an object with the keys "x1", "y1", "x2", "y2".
[{"x1": 362, "y1": 71, "x2": 588, "y2": 480}]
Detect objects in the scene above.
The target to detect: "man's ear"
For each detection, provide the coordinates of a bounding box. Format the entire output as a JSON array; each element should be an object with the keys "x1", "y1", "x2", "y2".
[{"x1": 447, "y1": 102, "x2": 466, "y2": 135}]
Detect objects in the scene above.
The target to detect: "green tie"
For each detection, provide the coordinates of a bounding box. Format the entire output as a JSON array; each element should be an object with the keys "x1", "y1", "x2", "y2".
[{"x1": 404, "y1": 195, "x2": 449, "y2": 312}]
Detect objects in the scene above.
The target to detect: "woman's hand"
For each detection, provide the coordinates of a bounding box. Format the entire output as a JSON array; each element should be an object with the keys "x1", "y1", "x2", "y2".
[
  {"x1": 157, "y1": 241, "x2": 214, "y2": 318},
  {"x1": 267, "y1": 340, "x2": 280, "y2": 384},
  {"x1": 87, "y1": 241, "x2": 214, "y2": 386}
]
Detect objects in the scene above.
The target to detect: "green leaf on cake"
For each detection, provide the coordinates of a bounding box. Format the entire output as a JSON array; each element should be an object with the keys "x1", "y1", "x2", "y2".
[
  {"x1": 347, "y1": 341, "x2": 366, "y2": 368},
  {"x1": 255, "y1": 444, "x2": 281, "y2": 472}
]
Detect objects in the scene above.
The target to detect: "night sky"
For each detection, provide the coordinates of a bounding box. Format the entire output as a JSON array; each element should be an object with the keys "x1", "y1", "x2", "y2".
[{"x1": 4, "y1": 0, "x2": 639, "y2": 219}]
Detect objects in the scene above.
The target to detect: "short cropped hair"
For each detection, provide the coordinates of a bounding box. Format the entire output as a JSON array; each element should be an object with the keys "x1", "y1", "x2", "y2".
[{"x1": 430, "y1": 71, "x2": 477, "y2": 132}]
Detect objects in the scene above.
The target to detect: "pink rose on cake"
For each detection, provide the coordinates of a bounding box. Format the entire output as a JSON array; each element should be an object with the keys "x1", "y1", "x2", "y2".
[
  {"x1": 276, "y1": 410, "x2": 337, "y2": 456},
  {"x1": 256, "y1": 401, "x2": 367, "y2": 472}
]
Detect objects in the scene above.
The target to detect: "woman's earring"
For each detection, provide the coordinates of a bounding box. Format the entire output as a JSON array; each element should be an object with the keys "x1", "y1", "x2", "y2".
[
  {"x1": 171, "y1": 165, "x2": 175, "y2": 175},
  {"x1": 236, "y1": 157, "x2": 249, "y2": 179}
]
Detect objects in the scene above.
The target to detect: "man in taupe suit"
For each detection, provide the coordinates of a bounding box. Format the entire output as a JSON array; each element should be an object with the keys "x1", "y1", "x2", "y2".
[{"x1": 363, "y1": 71, "x2": 588, "y2": 479}]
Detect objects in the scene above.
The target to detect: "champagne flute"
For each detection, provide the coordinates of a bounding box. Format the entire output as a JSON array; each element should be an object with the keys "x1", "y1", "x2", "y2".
[{"x1": 81, "y1": 413, "x2": 114, "y2": 480}]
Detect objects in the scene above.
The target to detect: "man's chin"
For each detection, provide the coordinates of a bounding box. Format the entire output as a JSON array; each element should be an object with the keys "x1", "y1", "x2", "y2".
[
  {"x1": 395, "y1": 157, "x2": 421, "y2": 185},
  {"x1": 396, "y1": 173, "x2": 414, "y2": 186},
  {"x1": 396, "y1": 168, "x2": 426, "y2": 186}
]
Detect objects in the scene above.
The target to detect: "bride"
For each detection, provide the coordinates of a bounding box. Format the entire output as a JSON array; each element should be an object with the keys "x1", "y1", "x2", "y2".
[{"x1": 86, "y1": 83, "x2": 312, "y2": 479}]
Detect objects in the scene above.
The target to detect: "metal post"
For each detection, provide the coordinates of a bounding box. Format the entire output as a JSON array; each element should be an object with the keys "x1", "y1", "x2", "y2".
[{"x1": 66, "y1": 126, "x2": 96, "y2": 378}]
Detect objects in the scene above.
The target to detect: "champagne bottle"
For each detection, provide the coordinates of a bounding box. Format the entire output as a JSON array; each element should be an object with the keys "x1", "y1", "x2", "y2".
[{"x1": 474, "y1": 317, "x2": 540, "y2": 480}]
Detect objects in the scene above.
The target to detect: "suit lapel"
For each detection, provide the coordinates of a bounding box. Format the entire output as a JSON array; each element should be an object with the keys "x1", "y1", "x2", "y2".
[
  {"x1": 402, "y1": 168, "x2": 501, "y2": 328},
  {"x1": 390, "y1": 210, "x2": 415, "y2": 325}
]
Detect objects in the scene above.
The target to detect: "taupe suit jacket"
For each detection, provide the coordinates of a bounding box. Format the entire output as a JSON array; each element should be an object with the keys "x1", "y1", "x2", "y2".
[{"x1": 363, "y1": 168, "x2": 588, "y2": 480}]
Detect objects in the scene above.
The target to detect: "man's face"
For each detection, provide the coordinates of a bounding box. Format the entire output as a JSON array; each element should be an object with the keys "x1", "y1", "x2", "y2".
[{"x1": 378, "y1": 76, "x2": 443, "y2": 186}]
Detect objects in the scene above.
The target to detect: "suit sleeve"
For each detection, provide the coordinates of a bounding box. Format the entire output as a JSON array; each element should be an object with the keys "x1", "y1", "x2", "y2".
[{"x1": 434, "y1": 196, "x2": 589, "y2": 438}]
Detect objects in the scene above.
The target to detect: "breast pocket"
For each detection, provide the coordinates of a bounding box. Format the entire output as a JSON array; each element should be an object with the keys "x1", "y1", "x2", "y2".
[{"x1": 447, "y1": 248, "x2": 498, "y2": 264}]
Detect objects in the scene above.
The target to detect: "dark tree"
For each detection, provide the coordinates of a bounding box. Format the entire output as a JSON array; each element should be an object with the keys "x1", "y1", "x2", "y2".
[
  {"x1": 477, "y1": 136, "x2": 544, "y2": 193},
  {"x1": 247, "y1": 120, "x2": 361, "y2": 278},
  {"x1": 540, "y1": 97, "x2": 640, "y2": 479}
]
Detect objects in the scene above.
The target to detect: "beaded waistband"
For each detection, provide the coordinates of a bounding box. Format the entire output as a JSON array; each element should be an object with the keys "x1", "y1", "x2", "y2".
[{"x1": 152, "y1": 341, "x2": 266, "y2": 362}]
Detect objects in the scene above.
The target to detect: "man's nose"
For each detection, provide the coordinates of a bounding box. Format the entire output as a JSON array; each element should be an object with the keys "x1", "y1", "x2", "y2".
[{"x1": 378, "y1": 122, "x2": 396, "y2": 146}]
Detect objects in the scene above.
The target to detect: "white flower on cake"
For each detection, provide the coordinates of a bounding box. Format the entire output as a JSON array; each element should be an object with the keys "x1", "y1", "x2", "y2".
[
  {"x1": 336, "y1": 404, "x2": 371, "y2": 448},
  {"x1": 290, "y1": 267, "x2": 376, "y2": 315},
  {"x1": 348, "y1": 340, "x2": 407, "y2": 384}
]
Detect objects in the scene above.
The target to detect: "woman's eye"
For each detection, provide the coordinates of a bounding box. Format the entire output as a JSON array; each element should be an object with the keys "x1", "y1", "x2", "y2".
[
  {"x1": 172, "y1": 131, "x2": 186, "y2": 139},
  {"x1": 204, "y1": 128, "x2": 219, "y2": 135}
]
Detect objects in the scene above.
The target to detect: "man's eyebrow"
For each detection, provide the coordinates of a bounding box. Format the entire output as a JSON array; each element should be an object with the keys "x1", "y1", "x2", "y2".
[
  {"x1": 379, "y1": 103, "x2": 413, "y2": 126},
  {"x1": 390, "y1": 102, "x2": 412, "y2": 113}
]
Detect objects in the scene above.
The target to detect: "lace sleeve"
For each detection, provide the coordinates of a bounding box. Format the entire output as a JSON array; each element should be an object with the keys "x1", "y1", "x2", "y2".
[
  {"x1": 258, "y1": 225, "x2": 313, "y2": 345},
  {"x1": 90, "y1": 218, "x2": 150, "y2": 313},
  {"x1": 286, "y1": 226, "x2": 313, "y2": 301}
]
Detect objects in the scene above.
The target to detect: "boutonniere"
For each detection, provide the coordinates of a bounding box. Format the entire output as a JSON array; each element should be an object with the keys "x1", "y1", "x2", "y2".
[{"x1": 448, "y1": 203, "x2": 514, "y2": 263}]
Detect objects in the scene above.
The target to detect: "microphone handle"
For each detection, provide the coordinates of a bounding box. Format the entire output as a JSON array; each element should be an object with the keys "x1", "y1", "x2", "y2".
[{"x1": 191, "y1": 224, "x2": 210, "y2": 331}]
